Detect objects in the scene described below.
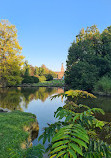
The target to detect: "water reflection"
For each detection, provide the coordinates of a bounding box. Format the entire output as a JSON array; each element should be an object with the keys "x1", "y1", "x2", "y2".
[
  {"x1": 78, "y1": 95, "x2": 111, "y2": 122},
  {"x1": 1, "y1": 87, "x2": 111, "y2": 146},
  {"x1": 0, "y1": 87, "x2": 64, "y2": 111}
]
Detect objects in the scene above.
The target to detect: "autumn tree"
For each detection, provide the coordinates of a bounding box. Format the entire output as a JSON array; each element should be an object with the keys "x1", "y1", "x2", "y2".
[{"x1": 0, "y1": 20, "x2": 24, "y2": 87}]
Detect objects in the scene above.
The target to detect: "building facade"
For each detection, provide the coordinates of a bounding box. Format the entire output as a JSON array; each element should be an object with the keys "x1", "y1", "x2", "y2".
[{"x1": 55, "y1": 63, "x2": 64, "y2": 79}]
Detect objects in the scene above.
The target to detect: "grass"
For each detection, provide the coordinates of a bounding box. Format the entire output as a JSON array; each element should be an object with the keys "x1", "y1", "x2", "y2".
[
  {"x1": 0, "y1": 111, "x2": 38, "y2": 158},
  {"x1": 33, "y1": 79, "x2": 65, "y2": 87}
]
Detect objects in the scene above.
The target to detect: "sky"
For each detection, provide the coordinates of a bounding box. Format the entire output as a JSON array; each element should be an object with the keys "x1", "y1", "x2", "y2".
[{"x1": 0, "y1": 0, "x2": 111, "y2": 71}]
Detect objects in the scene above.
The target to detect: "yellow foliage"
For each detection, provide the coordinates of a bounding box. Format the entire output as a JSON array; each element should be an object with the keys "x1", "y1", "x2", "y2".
[
  {"x1": 65, "y1": 90, "x2": 96, "y2": 99},
  {"x1": 0, "y1": 19, "x2": 25, "y2": 86}
]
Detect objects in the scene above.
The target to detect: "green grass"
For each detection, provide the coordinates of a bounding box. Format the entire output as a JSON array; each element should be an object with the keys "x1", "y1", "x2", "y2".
[
  {"x1": 33, "y1": 79, "x2": 65, "y2": 87},
  {"x1": 0, "y1": 111, "x2": 37, "y2": 158}
]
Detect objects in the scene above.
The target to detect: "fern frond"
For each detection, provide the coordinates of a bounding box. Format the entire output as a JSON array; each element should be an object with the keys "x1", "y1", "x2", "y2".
[{"x1": 49, "y1": 124, "x2": 89, "y2": 158}]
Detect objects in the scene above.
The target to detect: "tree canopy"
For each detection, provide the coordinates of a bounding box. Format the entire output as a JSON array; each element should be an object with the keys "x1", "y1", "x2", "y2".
[
  {"x1": 65, "y1": 25, "x2": 111, "y2": 91},
  {"x1": 0, "y1": 20, "x2": 24, "y2": 87}
]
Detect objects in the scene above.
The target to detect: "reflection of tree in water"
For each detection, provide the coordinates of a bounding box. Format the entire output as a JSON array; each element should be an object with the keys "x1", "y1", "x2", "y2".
[
  {"x1": 0, "y1": 88, "x2": 23, "y2": 111},
  {"x1": 65, "y1": 94, "x2": 111, "y2": 122},
  {"x1": 0, "y1": 87, "x2": 64, "y2": 111}
]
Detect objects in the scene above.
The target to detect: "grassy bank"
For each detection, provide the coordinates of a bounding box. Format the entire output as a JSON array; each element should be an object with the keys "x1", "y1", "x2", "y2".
[
  {"x1": 0, "y1": 111, "x2": 39, "y2": 158},
  {"x1": 33, "y1": 79, "x2": 65, "y2": 87}
]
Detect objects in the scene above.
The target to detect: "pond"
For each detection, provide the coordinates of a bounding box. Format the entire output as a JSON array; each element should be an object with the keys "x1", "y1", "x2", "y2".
[
  {"x1": 0, "y1": 87, "x2": 65, "y2": 147},
  {"x1": 0, "y1": 87, "x2": 111, "y2": 146}
]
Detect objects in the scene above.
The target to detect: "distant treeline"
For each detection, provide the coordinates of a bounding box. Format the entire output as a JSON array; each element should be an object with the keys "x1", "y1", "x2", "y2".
[
  {"x1": 0, "y1": 20, "x2": 56, "y2": 87},
  {"x1": 22, "y1": 61, "x2": 57, "y2": 84}
]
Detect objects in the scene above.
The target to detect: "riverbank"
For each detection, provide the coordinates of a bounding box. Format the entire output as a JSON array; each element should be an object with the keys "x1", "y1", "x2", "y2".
[
  {"x1": 0, "y1": 80, "x2": 65, "y2": 88},
  {"x1": 33, "y1": 79, "x2": 65, "y2": 87},
  {"x1": 0, "y1": 111, "x2": 39, "y2": 158}
]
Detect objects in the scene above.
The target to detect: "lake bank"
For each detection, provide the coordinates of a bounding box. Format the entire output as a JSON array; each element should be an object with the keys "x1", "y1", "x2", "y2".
[
  {"x1": 0, "y1": 80, "x2": 65, "y2": 88},
  {"x1": 0, "y1": 111, "x2": 39, "y2": 158}
]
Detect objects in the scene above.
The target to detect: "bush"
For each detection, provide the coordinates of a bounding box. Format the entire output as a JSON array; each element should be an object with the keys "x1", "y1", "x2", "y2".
[
  {"x1": 38, "y1": 76, "x2": 46, "y2": 82},
  {"x1": 94, "y1": 76, "x2": 111, "y2": 94},
  {"x1": 45, "y1": 74, "x2": 53, "y2": 81},
  {"x1": 31, "y1": 76, "x2": 39, "y2": 83},
  {"x1": 65, "y1": 61, "x2": 98, "y2": 91},
  {"x1": 22, "y1": 76, "x2": 39, "y2": 84}
]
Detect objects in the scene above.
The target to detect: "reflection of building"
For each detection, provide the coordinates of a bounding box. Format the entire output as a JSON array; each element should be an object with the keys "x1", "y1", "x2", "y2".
[{"x1": 55, "y1": 63, "x2": 64, "y2": 79}]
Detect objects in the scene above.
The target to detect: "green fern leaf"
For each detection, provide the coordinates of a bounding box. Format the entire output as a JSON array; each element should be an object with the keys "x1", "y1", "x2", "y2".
[
  {"x1": 69, "y1": 143, "x2": 83, "y2": 156},
  {"x1": 67, "y1": 149, "x2": 77, "y2": 158}
]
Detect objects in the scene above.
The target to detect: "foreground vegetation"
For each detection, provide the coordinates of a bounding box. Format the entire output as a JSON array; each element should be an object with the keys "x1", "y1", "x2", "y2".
[
  {"x1": 0, "y1": 111, "x2": 39, "y2": 158},
  {"x1": 37, "y1": 90, "x2": 111, "y2": 157}
]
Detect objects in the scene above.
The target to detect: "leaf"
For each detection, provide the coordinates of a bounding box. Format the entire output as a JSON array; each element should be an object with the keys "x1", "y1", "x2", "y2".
[
  {"x1": 52, "y1": 140, "x2": 69, "y2": 149},
  {"x1": 67, "y1": 149, "x2": 77, "y2": 158},
  {"x1": 55, "y1": 151, "x2": 66, "y2": 158},
  {"x1": 51, "y1": 145, "x2": 67, "y2": 154},
  {"x1": 69, "y1": 143, "x2": 83, "y2": 156},
  {"x1": 70, "y1": 137, "x2": 88, "y2": 149},
  {"x1": 64, "y1": 153, "x2": 69, "y2": 158},
  {"x1": 52, "y1": 134, "x2": 70, "y2": 143}
]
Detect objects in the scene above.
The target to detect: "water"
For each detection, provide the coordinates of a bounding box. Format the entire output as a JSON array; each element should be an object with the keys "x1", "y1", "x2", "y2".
[
  {"x1": 0, "y1": 87, "x2": 65, "y2": 146},
  {"x1": 0, "y1": 87, "x2": 111, "y2": 146}
]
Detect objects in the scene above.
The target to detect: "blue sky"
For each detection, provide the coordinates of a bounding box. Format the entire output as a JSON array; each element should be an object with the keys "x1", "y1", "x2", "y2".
[{"x1": 0, "y1": 0, "x2": 111, "y2": 71}]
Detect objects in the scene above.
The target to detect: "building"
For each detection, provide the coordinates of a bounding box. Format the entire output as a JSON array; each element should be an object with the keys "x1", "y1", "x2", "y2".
[{"x1": 55, "y1": 63, "x2": 64, "y2": 79}]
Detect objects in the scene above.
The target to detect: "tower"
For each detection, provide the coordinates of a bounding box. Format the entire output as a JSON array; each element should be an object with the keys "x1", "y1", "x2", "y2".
[{"x1": 61, "y1": 63, "x2": 64, "y2": 72}]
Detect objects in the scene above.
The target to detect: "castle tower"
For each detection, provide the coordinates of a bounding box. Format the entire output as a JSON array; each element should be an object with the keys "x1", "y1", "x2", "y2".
[{"x1": 61, "y1": 63, "x2": 64, "y2": 72}]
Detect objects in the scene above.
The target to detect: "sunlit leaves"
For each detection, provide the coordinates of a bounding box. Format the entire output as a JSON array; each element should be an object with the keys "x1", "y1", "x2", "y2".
[{"x1": 0, "y1": 20, "x2": 24, "y2": 87}]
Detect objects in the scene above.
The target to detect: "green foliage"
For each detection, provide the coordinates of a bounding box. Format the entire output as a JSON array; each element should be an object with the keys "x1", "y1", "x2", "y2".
[
  {"x1": 94, "y1": 76, "x2": 111, "y2": 94},
  {"x1": 26, "y1": 144, "x2": 45, "y2": 158},
  {"x1": 22, "y1": 76, "x2": 39, "y2": 84},
  {"x1": 31, "y1": 76, "x2": 39, "y2": 83},
  {"x1": 45, "y1": 74, "x2": 53, "y2": 81},
  {"x1": 65, "y1": 25, "x2": 111, "y2": 91},
  {"x1": 34, "y1": 79, "x2": 64, "y2": 87},
  {"x1": 83, "y1": 140, "x2": 111, "y2": 158},
  {"x1": 38, "y1": 90, "x2": 111, "y2": 158},
  {"x1": 50, "y1": 124, "x2": 89, "y2": 158}
]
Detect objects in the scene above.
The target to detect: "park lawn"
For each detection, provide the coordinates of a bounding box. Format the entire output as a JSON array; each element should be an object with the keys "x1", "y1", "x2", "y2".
[
  {"x1": 33, "y1": 79, "x2": 65, "y2": 87},
  {"x1": 0, "y1": 111, "x2": 38, "y2": 158}
]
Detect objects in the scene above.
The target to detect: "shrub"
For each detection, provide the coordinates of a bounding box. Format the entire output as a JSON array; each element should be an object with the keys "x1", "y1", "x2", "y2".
[
  {"x1": 38, "y1": 76, "x2": 46, "y2": 82},
  {"x1": 22, "y1": 76, "x2": 39, "y2": 84},
  {"x1": 45, "y1": 74, "x2": 53, "y2": 81},
  {"x1": 31, "y1": 76, "x2": 39, "y2": 83},
  {"x1": 38, "y1": 90, "x2": 111, "y2": 158},
  {"x1": 94, "y1": 76, "x2": 111, "y2": 94}
]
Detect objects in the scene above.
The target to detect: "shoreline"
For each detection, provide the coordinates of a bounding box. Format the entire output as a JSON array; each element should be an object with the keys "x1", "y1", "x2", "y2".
[{"x1": 0, "y1": 110, "x2": 39, "y2": 158}]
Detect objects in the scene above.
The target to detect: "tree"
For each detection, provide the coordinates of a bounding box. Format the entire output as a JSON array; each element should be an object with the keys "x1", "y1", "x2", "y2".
[
  {"x1": 0, "y1": 20, "x2": 24, "y2": 87},
  {"x1": 65, "y1": 25, "x2": 111, "y2": 91}
]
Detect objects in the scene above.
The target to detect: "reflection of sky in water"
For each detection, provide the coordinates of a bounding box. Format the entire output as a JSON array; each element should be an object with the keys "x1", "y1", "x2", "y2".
[
  {"x1": 0, "y1": 87, "x2": 65, "y2": 147},
  {"x1": 22, "y1": 94, "x2": 65, "y2": 147},
  {"x1": 1, "y1": 87, "x2": 111, "y2": 147}
]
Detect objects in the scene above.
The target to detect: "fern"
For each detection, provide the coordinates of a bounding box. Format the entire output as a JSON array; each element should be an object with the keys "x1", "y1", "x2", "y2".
[
  {"x1": 83, "y1": 139, "x2": 111, "y2": 158},
  {"x1": 38, "y1": 90, "x2": 111, "y2": 158},
  {"x1": 38, "y1": 121, "x2": 67, "y2": 144},
  {"x1": 49, "y1": 124, "x2": 89, "y2": 158}
]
